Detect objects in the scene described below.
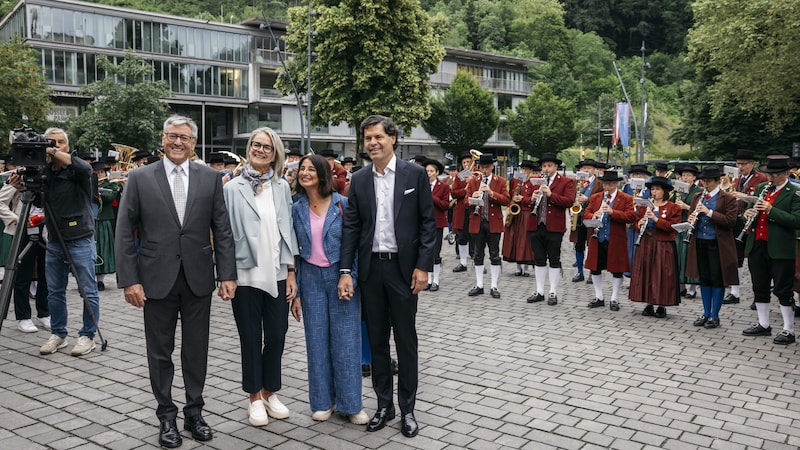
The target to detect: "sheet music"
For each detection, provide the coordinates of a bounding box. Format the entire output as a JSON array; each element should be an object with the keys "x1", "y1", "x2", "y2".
[
  {"x1": 633, "y1": 198, "x2": 654, "y2": 208},
  {"x1": 671, "y1": 222, "x2": 693, "y2": 232},
  {"x1": 723, "y1": 165, "x2": 738, "y2": 178},
  {"x1": 583, "y1": 219, "x2": 602, "y2": 228},
  {"x1": 629, "y1": 178, "x2": 646, "y2": 190},
  {"x1": 458, "y1": 168, "x2": 474, "y2": 181},
  {"x1": 575, "y1": 172, "x2": 589, "y2": 181},
  {"x1": 672, "y1": 180, "x2": 690, "y2": 193}
]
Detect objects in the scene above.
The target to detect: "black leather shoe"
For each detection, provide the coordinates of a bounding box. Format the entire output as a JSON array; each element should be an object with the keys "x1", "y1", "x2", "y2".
[
  {"x1": 750, "y1": 302, "x2": 756, "y2": 310},
  {"x1": 742, "y1": 324, "x2": 772, "y2": 336},
  {"x1": 586, "y1": 277, "x2": 593, "y2": 285},
  {"x1": 490, "y1": 288, "x2": 501, "y2": 299},
  {"x1": 655, "y1": 306, "x2": 666, "y2": 318},
  {"x1": 429, "y1": 283, "x2": 439, "y2": 292},
  {"x1": 773, "y1": 330, "x2": 796, "y2": 345},
  {"x1": 391, "y1": 359, "x2": 399, "y2": 375},
  {"x1": 452, "y1": 264, "x2": 467, "y2": 273},
  {"x1": 795, "y1": 306, "x2": 800, "y2": 318},
  {"x1": 587, "y1": 298, "x2": 604, "y2": 308},
  {"x1": 609, "y1": 302, "x2": 620, "y2": 311},
  {"x1": 401, "y1": 413, "x2": 419, "y2": 437},
  {"x1": 521, "y1": 272, "x2": 530, "y2": 277},
  {"x1": 722, "y1": 294, "x2": 740, "y2": 304},
  {"x1": 547, "y1": 294, "x2": 558, "y2": 306},
  {"x1": 423, "y1": 284, "x2": 431, "y2": 291},
  {"x1": 468, "y1": 286, "x2": 484, "y2": 296},
  {"x1": 642, "y1": 305, "x2": 655, "y2": 316},
  {"x1": 159, "y1": 419, "x2": 182, "y2": 448},
  {"x1": 693, "y1": 315, "x2": 708, "y2": 327},
  {"x1": 704, "y1": 318, "x2": 721, "y2": 329},
  {"x1": 361, "y1": 364, "x2": 371, "y2": 378},
  {"x1": 680, "y1": 288, "x2": 687, "y2": 297},
  {"x1": 184, "y1": 414, "x2": 212, "y2": 442},
  {"x1": 685, "y1": 292, "x2": 696, "y2": 299},
  {"x1": 96, "y1": 281, "x2": 105, "y2": 291},
  {"x1": 366, "y1": 405, "x2": 395, "y2": 432},
  {"x1": 526, "y1": 293, "x2": 545, "y2": 303},
  {"x1": 514, "y1": 271, "x2": 523, "y2": 276},
  {"x1": 571, "y1": 274, "x2": 585, "y2": 282}
]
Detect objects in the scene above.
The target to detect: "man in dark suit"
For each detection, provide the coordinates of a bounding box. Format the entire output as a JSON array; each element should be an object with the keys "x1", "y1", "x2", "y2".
[
  {"x1": 741, "y1": 156, "x2": 800, "y2": 344},
  {"x1": 338, "y1": 115, "x2": 436, "y2": 438},
  {"x1": 115, "y1": 115, "x2": 237, "y2": 448}
]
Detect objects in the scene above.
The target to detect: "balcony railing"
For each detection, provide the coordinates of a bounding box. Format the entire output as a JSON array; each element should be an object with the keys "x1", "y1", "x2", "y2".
[
  {"x1": 255, "y1": 49, "x2": 295, "y2": 67},
  {"x1": 429, "y1": 72, "x2": 531, "y2": 95}
]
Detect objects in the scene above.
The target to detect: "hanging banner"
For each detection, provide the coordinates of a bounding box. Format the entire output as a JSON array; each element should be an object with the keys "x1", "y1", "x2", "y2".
[{"x1": 612, "y1": 102, "x2": 631, "y2": 147}]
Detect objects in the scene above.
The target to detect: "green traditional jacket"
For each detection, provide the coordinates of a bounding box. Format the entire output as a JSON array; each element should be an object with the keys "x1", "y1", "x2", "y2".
[{"x1": 744, "y1": 180, "x2": 800, "y2": 259}]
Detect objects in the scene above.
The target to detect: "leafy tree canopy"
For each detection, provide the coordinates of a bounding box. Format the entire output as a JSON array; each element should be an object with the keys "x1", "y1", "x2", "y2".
[
  {"x1": 421, "y1": 72, "x2": 499, "y2": 152},
  {"x1": 506, "y1": 82, "x2": 578, "y2": 159},
  {"x1": 68, "y1": 50, "x2": 172, "y2": 154}
]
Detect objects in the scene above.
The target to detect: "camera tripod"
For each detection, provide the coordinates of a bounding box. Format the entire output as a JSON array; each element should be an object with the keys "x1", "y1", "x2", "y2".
[{"x1": 0, "y1": 189, "x2": 108, "y2": 350}]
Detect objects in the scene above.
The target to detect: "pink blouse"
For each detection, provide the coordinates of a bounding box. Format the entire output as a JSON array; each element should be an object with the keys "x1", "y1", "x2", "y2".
[{"x1": 306, "y1": 208, "x2": 331, "y2": 267}]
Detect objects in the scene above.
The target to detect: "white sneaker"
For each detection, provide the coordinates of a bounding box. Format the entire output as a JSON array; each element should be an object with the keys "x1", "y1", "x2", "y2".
[
  {"x1": 17, "y1": 319, "x2": 38, "y2": 333},
  {"x1": 70, "y1": 336, "x2": 96, "y2": 356},
  {"x1": 40, "y1": 334, "x2": 68, "y2": 354},
  {"x1": 262, "y1": 393, "x2": 290, "y2": 419},
  {"x1": 311, "y1": 405, "x2": 335, "y2": 421},
  {"x1": 348, "y1": 410, "x2": 369, "y2": 425},
  {"x1": 248, "y1": 399, "x2": 269, "y2": 426},
  {"x1": 33, "y1": 316, "x2": 51, "y2": 331}
]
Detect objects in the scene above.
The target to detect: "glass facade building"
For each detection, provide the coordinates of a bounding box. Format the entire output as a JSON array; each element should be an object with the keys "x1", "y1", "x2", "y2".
[{"x1": 1, "y1": 0, "x2": 539, "y2": 162}]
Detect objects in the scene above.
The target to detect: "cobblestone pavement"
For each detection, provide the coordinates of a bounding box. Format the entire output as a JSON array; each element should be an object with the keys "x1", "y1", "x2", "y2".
[{"x1": 1, "y1": 235, "x2": 799, "y2": 449}]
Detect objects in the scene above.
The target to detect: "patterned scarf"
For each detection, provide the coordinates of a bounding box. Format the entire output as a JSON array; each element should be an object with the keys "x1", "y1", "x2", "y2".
[{"x1": 240, "y1": 164, "x2": 274, "y2": 194}]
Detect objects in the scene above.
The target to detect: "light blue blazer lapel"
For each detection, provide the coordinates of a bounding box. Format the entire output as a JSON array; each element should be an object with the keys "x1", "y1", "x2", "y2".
[
  {"x1": 234, "y1": 177, "x2": 259, "y2": 217},
  {"x1": 154, "y1": 161, "x2": 180, "y2": 227}
]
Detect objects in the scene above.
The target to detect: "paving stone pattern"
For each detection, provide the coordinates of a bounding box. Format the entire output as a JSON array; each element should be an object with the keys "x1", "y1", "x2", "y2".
[{"x1": 1, "y1": 236, "x2": 799, "y2": 449}]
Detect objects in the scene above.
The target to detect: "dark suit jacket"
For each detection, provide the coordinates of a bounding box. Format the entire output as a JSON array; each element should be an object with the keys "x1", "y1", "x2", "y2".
[
  {"x1": 340, "y1": 157, "x2": 436, "y2": 283},
  {"x1": 115, "y1": 160, "x2": 237, "y2": 299}
]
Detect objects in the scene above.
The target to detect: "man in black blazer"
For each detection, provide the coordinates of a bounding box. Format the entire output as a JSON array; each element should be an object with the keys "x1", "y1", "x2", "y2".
[
  {"x1": 338, "y1": 115, "x2": 436, "y2": 438},
  {"x1": 115, "y1": 115, "x2": 237, "y2": 448}
]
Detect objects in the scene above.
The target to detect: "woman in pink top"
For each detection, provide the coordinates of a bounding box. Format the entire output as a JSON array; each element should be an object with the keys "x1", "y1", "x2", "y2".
[{"x1": 291, "y1": 154, "x2": 368, "y2": 425}]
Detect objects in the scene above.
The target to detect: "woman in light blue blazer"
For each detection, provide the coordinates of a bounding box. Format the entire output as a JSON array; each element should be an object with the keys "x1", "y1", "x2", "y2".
[
  {"x1": 223, "y1": 127, "x2": 300, "y2": 427},
  {"x1": 292, "y1": 154, "x2": 367, "y2": 425}
]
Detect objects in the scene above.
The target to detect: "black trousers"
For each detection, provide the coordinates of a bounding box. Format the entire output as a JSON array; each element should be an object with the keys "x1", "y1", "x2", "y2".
[
  {"x1": 361, "y1": 255, "x2": 418, "y2": 414},
  {"x1": 575, "y1": 224, "x2": 588, "y2": 251},
  {"x1": 143, "y1": 267, "x2": 211, "y2": 421},
  {"x1": 748, "y1": 240, "x2": 796, "y2": 305},
  {"x1": 433, "y1": 228, "x2": 444, "y2": 265},
  {"x1": 528, "y1": 227, "x2": 564, "y2": 268},
  {"x1": 231, "y1": 283, "x2": 289, "y2": 393},
  {"x1": 696, "y1": 239, "x2": 724, "y2": 288},
  {"x1": 472, "y1": 220, "x2": 501, "y2": 266},
  {"x1": 12, "y1": 234, "x2": 49, "y2": 320}
]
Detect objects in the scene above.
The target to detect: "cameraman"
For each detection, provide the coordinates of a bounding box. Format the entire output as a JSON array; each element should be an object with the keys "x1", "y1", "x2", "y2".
[{"x1": 9, "y1": 128, "x2": 100, "y2": 357}]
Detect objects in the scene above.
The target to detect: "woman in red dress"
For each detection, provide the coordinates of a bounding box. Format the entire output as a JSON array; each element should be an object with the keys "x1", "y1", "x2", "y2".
[
  {"x1": 628, "y1": 176, "x2": 683, "y2": 317},
  {"x1": 502, "y1": 161, "x2": 539, "y2": 275}
]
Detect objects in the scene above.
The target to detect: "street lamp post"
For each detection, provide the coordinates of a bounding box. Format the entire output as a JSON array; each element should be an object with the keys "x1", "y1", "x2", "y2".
[
  {"x1": 306, "y1": 7, "x2": 317, "y2": 155},
  {"x1": 639, "y1": 41, "x2": 649, "y2": 164}
]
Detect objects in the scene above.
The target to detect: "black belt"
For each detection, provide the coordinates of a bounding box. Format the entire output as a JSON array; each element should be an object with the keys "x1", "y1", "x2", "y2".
[{"x1": 373, "y1": 252, "x2": 398, "y2": 261}]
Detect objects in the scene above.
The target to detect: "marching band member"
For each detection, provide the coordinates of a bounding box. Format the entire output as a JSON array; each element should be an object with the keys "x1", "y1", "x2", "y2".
[
  {"x1": 524, "y1": 153, "x2": 574, "y2": 306},
  {"x1": 466, "y1": 154, "x2": 509, "y2": 299},
  {"x1": 319, "y1": 149, "x2": 349, "y2": 195},
  {"x1": 452, "y1": 152, "x2": 473, "y2": 273},
  {"x1": 674, "y1": 164, "x2": 704, "y2": 299},
  {"x1": 685, "y1": 165, "x2": 739, "y2": 329},
  {"x1": 740, "y1": 156, "x2": 800, "y2": 344},
  {"x1": 583, "y1": 170, "x2": 637, "y2": 311},
  {"x1": 570, "y1": 159, "x2": 602, "y2": 283},
  {"x1": 622, "y1": 164, "x2": 651, "y2": 278},
  {"x1": 502, "y1": 160, "x2": 538, "y2": 277},
  {"x1": 628, "y1": 176, "x2": 682, "y2": 317},
  {"x1": 725, "y1": 149, "x2": 767, "y2": 306},
  {"x1": 424, "y1": 159, "x2": 451, "y2": 292}
]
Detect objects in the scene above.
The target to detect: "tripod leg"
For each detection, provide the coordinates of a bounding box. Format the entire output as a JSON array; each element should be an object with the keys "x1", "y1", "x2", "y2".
[{"x1": 42, "y1": 201, "x2": 108, "y2": 351}]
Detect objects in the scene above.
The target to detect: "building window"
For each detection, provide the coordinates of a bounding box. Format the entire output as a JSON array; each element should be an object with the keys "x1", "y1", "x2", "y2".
[{"x1": 497, "y1": 94, "x2": 512, "y2": 112}]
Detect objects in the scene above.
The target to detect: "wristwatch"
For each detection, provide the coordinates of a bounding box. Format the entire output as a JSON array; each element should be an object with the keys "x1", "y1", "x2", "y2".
[{"x1": 49, "y1": 148, "x2": 57, "y2": 157}]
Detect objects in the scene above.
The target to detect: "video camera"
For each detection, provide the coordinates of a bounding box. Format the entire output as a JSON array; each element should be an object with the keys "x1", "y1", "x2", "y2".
[{"x1": 9, "y1": 124, "x2": 52, "y2": 192}]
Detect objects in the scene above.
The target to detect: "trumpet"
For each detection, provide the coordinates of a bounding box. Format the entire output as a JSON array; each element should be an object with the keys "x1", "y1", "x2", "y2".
[
  {"x1": 683, "y1": 189, "x2": 708, "y2": 243},
  {"x1": 634, "y1": 206, "x2": 652, "y2": 246},
  {"x1": 736, "y1": 181, "x2": 772, "y2": 242}
]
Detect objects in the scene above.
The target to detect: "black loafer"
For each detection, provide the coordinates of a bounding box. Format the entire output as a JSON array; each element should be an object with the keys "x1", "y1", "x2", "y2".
[
  {"x1": 514, "y1": 271, "x2": 523, "y2": 276},
  {"x1": 742, "y1": 324, "x2": 772, "y2": 336},
  {"x1": 159, "y1": 419, "x2": 182, "y2": 448},
  {"x1": 452, "y1": 264, "x2": 467, "y2": 273},
  {"x1": 587, "y1": 298, "x2": 604, "y2": 308},
  {"x1": 468, "y1": 286, "x2": 484, "y2": 296},
  {"x1": 521, "y1": 272, "x2": 530, "y2": 277},
  {"x1": 96, "y1": 281, "x2": 105, "y2": 291},
  {"x1": 429, "y1": 283, "x2": 439, "y2": 292},
  {"x1": 773, "y1": 330, "x2": 796, "y2": 345},
  {"x1": 423, "y1": 284, "x2": 431, "y2": 291},
  {"x1": 680, "y1": 288, "x2": 687, "y2": 297},
  {"x1": 685, "y1": 292, "x2": 696, "y2": 299},
  {"x1": 571, "y1": 274, "x2": 585, "y2": 282},
  {"x1": 547, "y1": 294, "x2": 558, "y2": 306},
  {"x1": 490, "y1": 288, "x2": 501, "y2": 299},
  {"x1": 704, "y1": 318, "x2": 721, "y2": 329},
  {"x1": 184, "y1": 414, "x2": 212, "y2": 442},
  {"x1": 654, "y1": 306, "x2": 666, "y2": 318},
  {"x1": 401, "y1": 413, "x2": 419, "y2": 437},
  {"x1": 586, "y1": 278, "x2": 593, "y2": 285},
  {"x1": 361, "y1": 364, "x2": 371, "y2": 378},
  {"x1": 609, "y1": 302, "x2": 620, "y2": 311},
  {"x1": 526, "y1": 293, "x2": 545, "y2": 303},
  {"x1": 366, "y1": 405, "x2": 395, "y2": 432},
  {"x1": 642, "y1": 305, "x2": 655, "y2": 316},
  {"x1": 693, "y1": 315, "x2": 708, "y2": 327},
  {"x1": 750, "y1": 302, "x2": 756, "y2": 310},
  {"x1": 722, "y1": 294, "x2": 739, "y2": 304}
]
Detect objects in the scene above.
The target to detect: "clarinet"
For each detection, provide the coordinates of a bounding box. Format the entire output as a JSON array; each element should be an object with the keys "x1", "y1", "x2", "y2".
[
  {"x1": 473, "y1": 175, "x2": 488, "y2": 216},
  {"x1": 683, "y1": 189, "x2": 708, "y2": 244},
  {"x1": 634, "y1": 206, "x2": 652, "y2": 246},
  {"x1": 736, "y1": 181, "x2": 772, "y2": 242}
]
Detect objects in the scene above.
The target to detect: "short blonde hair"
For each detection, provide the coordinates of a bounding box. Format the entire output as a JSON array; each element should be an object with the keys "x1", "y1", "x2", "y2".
[{"x1": 246, "y1": 127, "x2": 285, "y2": 175}]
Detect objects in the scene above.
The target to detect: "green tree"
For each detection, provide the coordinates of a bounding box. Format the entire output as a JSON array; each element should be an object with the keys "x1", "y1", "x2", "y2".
[
  {"x1": 507, "y1": 82, "x2": 578, "y2": 158},
  {"x1": 0, "y1": 38, "x2": 52, "y2": 154},
  {"x1": 68, "y1": 50, "x2": 171, "y2": 153},
  {"x1": 278, "y1": 0, "x2": 445, "y2": 138},
  {"x1": 421, "y1": 72, "x2": 499, "y2": 153},
  {"x1": 687, "y1": 0, "x2": 800, "y2": 134}
]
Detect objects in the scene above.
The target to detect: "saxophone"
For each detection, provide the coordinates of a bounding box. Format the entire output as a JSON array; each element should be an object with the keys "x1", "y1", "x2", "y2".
[
  {"x1": 569, "y1": 179, "x2": 582, "y2": 231},
  {"x1": 505, "y1": 179, "x2": 523, "y2": 226},
  {"x1": 736, "y1": 182, "x2": 773, "y2": 242}
]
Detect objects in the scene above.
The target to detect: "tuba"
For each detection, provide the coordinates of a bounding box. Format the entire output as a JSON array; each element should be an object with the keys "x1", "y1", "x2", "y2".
[
  {"x1": 110, "y1": 143, "x2": 139, "y2": 173},
  {"x1": 219, "y1": 150, "x2": 245, "y2": 176}
]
